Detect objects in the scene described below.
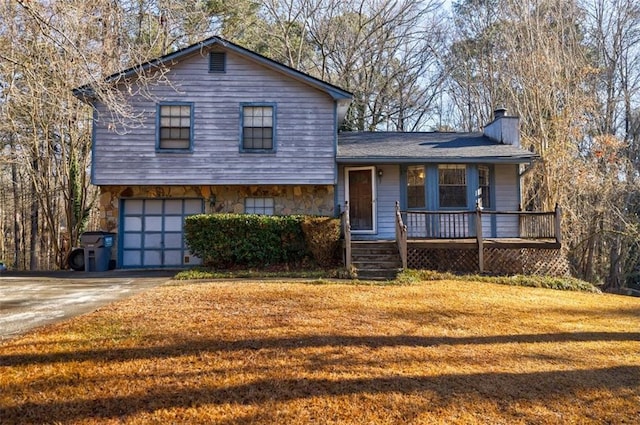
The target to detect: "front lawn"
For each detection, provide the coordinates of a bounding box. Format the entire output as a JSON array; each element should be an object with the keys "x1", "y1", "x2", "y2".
[{"x1": 1, "y1": 279, "x2": 638, "y2": 424}]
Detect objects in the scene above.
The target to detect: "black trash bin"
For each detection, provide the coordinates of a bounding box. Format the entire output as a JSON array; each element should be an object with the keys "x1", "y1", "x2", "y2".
[{"x1": 80, "y1": 231, "x2": 115, "y2": 272}]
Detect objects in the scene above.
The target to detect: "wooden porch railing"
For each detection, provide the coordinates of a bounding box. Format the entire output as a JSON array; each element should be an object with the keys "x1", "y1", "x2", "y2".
[
  {"x1": 402, "y1": 206, "x2": 562, "y2": 242},
  {"x1": 395, "y1": 201, "x2": 408, "y2": 269},
  {"x1": 400, "y1": 205, "x2": 563, "y2": 273},
  {"x1": 404, "y1": 210, "x2": 474, "y2": 239},
  {"x1": 341, "y1": 201, "x2": 352, "y2": 269}
]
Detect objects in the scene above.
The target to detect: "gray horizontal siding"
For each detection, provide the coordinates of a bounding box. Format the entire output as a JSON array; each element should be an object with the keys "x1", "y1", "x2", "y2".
[
  {"x1": 493, "y1": 164, "x2": 519, "y2": 237},
  {"x1": 93, "y1": 49, "x2": 337, "y2": 185},
  {"x1": 375, "y1": 165, "x2": 400, "y2": 239}
]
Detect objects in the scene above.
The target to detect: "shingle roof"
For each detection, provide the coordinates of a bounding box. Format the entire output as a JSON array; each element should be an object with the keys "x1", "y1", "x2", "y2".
[{"x1": 337, "y1": 131, "x2": 537, "y2": 164}]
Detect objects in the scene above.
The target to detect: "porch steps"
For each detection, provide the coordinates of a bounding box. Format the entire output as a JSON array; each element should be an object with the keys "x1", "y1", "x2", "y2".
[{"x1": 351, "y1": 241, "x2": 403, "y2": 280}]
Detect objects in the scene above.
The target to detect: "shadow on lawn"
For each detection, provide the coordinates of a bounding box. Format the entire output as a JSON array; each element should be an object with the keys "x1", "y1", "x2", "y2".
[
  {"x1": 1, "y1": 366, "x2": 639, "y2": 424},
  {"x1": 1, "y1": 331, "x2": 639, "y2": 367}
]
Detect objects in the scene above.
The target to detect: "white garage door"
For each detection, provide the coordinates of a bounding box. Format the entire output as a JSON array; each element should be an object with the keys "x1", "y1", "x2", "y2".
[{"x1": 121, "y1": 199, "x2": 203, "y2": 268}]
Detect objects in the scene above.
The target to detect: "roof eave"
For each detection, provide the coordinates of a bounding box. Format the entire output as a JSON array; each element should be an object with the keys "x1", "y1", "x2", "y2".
[{"x1": 336, "y1": 156, "x2": 537, "y2": 164}]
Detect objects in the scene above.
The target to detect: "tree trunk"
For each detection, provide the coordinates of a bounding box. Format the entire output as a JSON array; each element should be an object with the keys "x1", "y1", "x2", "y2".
[{"x1": 11, "y1": 158, "x2": 22, "y2": 269}]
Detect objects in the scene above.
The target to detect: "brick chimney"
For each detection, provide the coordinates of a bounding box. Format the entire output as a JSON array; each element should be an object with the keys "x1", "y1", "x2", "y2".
[{"x1": 483, "y1": 108, "x2": 520, "y2": 147}]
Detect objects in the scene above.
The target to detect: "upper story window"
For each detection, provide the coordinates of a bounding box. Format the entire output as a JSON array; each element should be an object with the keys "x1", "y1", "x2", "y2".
[
  {"x1": 478, "y1": 165, "x2": 491, "y2": 208},
  {"x1": 209, "y1": 52, "x2": 226, "y2": 73},
  {"x1": 245, "y1": 197, "x2": 274, "y2": 215},
  {"x1": 158, "y1": 103, "x2": 193, "y2": 151},
  {"x1": 439, "y1": 164, "x2": 467, "y2": 208},
  {"x1": 407, "y1": 165, "x2": 425, "y2": 209},
  {"x1": 241, "y1": 104, "x2": 275, "y2": 152}
]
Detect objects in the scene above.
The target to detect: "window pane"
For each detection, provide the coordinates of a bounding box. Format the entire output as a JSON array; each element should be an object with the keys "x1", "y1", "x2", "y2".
[
  {"x1": 242, "y1": 106, "x2": 274, "y2": 150},
  {"x1": 143, "y1": 250, "x2": 162, "y2": 266},
  {"x1": 125, "y1": 200, "x2": 143, "y2": 215},
  {"x1": 123, "y1": 250, "x2": 142, "y2": 266},
  {"x1": 164, "y1": 200, "x2": 183, "y2": 214},
  {"x1": 145, "y1": 216, "x2": 162, "y2": 231},
  {"x1": 164, "y1": 233, "x2": 183, "y2": 248},
  {"x1": 165, "y1": 216, "x2": 183, "y2": 232},
  {"x1": 161, "y1": 139, "x2": 190, "y2": 149},
  {"x1": 479, "y1": 165, "x2": 491, "y2": 208},
  {"x1": 146, "y1": 200, "x2": 163, "y2": 214},
  {"x1": 164, "y1": 250, "x2": 182, "y2": 265},
  {"x1": 439, "y1": 165, "x2": 466, "y2": 185},
  {"x1": 407, "y1": 166, "x2": 425, "y2": 209},
  {"x1": 124, "y1": 217, "x2": 142, "y2": 231},
  {"x1": 123, "y1": 233, "x2": 141, "y2": 249},
  {"x1": 440, "y1": 186, "x2": 467, "y2": 208},
  {"x1": 184, "y1": 199, "x2": 203, "y2": 214},
  {"x1": 245, "y1": 197, "x2": 274, "y2": 215},
  {"x1": 145, "y1": 233, "x2": 162, "y2": 248},
  {"x1": 159, "y1": 103, "x2": 191, "y2": 150},
  {"x1": 439, "y1": 165, "x2": 467, "y2": 208}
]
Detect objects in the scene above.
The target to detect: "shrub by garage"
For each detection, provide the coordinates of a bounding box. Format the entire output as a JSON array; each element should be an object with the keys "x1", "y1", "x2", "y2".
[{"x1": 185, "y1": 214, "x2": 340, "y2": 268}]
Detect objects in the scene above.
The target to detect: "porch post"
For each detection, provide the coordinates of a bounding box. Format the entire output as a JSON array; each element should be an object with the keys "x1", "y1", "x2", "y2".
[
  {"x1": 554, "y1": 204, "x2": 562, "y2": 245},
  {"x1": 395, "y1": 201, "x2": 408, "y2": 270},
  {"x1": 343, "y1": 201, "x2": 352, "y2": 269},
  {"x1": 476, "y1": 205, "x2": 484, "y2": 273}
]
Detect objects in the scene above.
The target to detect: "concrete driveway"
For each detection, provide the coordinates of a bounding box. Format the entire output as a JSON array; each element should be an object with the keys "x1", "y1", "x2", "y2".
[{"x1": 0, "y1": 270, "x2": 175, "y2": 340}]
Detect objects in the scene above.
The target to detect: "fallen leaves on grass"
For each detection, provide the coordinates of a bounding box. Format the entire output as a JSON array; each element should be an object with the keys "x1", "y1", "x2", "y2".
[{"x1": 0, "y1": 280, "x2": 638, "y2": 424}]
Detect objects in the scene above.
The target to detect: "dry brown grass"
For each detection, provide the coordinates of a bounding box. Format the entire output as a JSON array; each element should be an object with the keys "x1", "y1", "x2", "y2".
[{"x1": 1, "y1": 279, "x2": 639, "y2": 424}]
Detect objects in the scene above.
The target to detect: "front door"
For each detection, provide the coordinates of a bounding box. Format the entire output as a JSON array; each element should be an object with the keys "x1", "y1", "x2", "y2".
[{"x1": 346, "y1": 167, "x2": 376, "y2": 233}]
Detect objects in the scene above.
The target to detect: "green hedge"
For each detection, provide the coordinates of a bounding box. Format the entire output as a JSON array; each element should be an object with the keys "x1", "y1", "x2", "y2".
[{"x1": 185, "y1": 214, "x2": 312, "y2": 267}]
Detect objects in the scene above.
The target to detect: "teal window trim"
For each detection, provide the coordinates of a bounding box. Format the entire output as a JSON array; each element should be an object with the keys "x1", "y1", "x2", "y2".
[
  {"x1": 477, "y1": 164, "x2": 494, "y2": 210},
  {"x1": 399, "y1": 166, "x2": 407, "y2": 210},
  {"x1": 156, "y1": 102, "x2": 195, "y2": 153},
  {"x1": 467, "y1": 164, "x2": 479, "y2": 209},
  {"x1": 402, "y1": 164, "x2": 496, "y2": 213},
  {"x1": 239, "y1": 102, "x2": 277, "y2": 153}
]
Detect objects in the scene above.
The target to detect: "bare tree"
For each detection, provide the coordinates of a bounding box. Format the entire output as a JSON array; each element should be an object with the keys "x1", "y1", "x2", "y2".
[
  {"x1": 447, "y1": 0, "x2": 640, "y2": 288},
  {"x1": 255, "y1": 0, "x2": 449, "y2": 131}
]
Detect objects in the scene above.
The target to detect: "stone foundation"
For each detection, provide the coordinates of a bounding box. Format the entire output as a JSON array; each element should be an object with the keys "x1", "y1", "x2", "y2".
[{"x1": 99, "y1": 185, "x2": 335, "y2": 232}]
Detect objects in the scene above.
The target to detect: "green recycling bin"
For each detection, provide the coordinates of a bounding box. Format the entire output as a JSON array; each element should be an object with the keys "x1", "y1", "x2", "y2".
[{"x1": 81, "y1": 231, "x2": 115, "y2": 272}]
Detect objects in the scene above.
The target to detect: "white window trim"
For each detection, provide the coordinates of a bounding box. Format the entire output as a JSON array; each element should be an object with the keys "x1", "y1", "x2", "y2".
[{"x1": 344, "y1": 166, "x2": 377, "y2": 234}]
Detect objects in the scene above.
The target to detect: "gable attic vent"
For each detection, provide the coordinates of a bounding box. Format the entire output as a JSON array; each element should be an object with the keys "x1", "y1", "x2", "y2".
[{"x1": 209, "y1": 52, "x2": 226, "y2": 73}]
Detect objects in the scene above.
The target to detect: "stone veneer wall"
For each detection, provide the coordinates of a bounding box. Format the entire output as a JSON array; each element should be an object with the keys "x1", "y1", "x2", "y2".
[{"x1": 99, "y1": 185, "x2": 335, "y2": 232}]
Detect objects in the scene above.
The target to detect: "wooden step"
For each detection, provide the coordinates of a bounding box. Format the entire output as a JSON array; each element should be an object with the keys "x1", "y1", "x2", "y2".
[
  {"x1": 355, "y1": 267, "x2": 402, "y2": 281},
  {"x1": 349, "y1": 240, "x2": 403, "y2": 280}
]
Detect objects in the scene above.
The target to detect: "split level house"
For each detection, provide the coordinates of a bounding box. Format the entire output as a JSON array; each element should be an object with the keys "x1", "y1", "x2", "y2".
[{"x1": 75, "y1": 36, "x2": 566, "y2": 278}]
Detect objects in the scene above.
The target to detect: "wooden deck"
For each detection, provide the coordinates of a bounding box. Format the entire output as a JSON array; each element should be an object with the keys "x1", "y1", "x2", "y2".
[
  {"x1": 342, "y1": 202, "x2": 564, "y2": 274},
  {"x1": 408, "y1": 237, "x2": 561, "y2": 250}
]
